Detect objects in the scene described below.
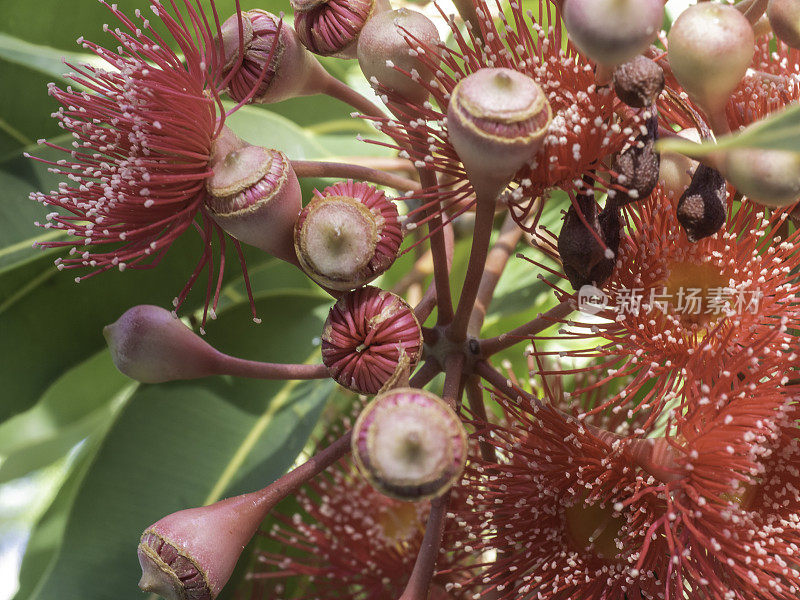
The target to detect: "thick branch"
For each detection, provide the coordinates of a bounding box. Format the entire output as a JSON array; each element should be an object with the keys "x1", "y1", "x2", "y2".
[
  {"x1": 291, "y1": 160, "x2": 419, "y2": 192},
  {"x1": 465, "y1": 376, "x2": 498, "y2": 463},
  {"x1": 398, "y1": 491, "x2": 451, "y2": 600},
  {"x1": 254, "y1": 430, "x2": 352, "y2": 511},
  {"x1": 479, "y1": 300, "x2": 574, "y2": 357},
  {"x1": 467, "y1": 212, "x2": 523, "y2": 337},
  {"x1": 442, "y1": 353, "x2": 466, "y2": 409}
]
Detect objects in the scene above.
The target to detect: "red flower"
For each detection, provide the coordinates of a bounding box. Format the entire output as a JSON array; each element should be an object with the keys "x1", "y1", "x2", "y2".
[
  {"x1": 28, "y1": 0, "x2": 267, "y2": 323},
  {"x1": 250, "y1": 454, "x2": 472, "y2": 598},
  {"x1": 534, "y1": 190, "x2": 800, "y2": 428},
  {"x1": 367, "y1": 0, "x2": 641, "y2": 229}
]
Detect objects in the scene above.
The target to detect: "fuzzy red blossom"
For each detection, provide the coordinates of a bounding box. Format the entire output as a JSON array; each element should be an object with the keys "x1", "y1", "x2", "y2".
[
  {"x1": 628, "y1": 369, "x2": 800, "y2": 600},
  {"x1": 366, "y1": 0, "x2": 642, "y2": 230},
  {"x1": 533, "y1": 190, "x2": 800, "y2": 428},
  {"x1": 725, "y1": 35, "x2": 800, "y2": 131},
  {"x1": 250, "y1": 454, "x2": 472, "y2": 599},
  {"x1": 27, "y1": 0, "x2": 268, "y2": 323},
  {"x1": 457, "y1": 378, "x2": 669, "y2": 600}
]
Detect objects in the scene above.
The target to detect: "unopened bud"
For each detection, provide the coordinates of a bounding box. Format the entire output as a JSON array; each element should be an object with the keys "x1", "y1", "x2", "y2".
[
  {"x1": 221, "y1": 10, "x2": 325, "y2": 104},
  {"x1": 205, "y1": 128, "x2": 301, "y2": 264},
  {"x1": 294, "y1": 180, "x2": 403, "y2": 290},
  {"x1": 352, "y1": 388, "x2": 468, "y2": 500},
  {"x1": 446, "y1": 67, "x2": 552, "y2": 199},
  {"x1": 667, "y1": 3, "x2": 755, "y2": 115},
  {"x1": 723, "y1": 148, "x2": 800, "y2": 207},
  {"x1": 659, "y1": 127, "x2": 701, "y2": 199},
  {"x1": 138, "y1": 489, "x2": 272, "y2": 600},
  {"x1": 103, "y1": 305, "x2": 223, "y2": 383},
  {"x1": 562, "y1": 0, "x2": 664, "y2": 67},
  {"x1": 322, "y1": 286, "x2": 422, "y2": 394},
  {"x1": 677, "y1": 164, "x2": 727, "y2": 242},
  {"x1": 357, "y1": 8, "x2": 441, "y2": 104},
  {"x1": 768, "y1": 0, "x2": 800, "y2": 49}
]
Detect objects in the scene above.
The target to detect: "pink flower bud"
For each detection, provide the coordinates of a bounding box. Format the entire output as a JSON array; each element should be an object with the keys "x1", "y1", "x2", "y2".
[
  {"x1": 138, "y1": 489, "x2": 272, "y2": 600},
  {"x1": 357, "y1": 8, "x2": 441, "y2": 104},
  {"x1": 667, "y1": 3, "x2": 755, "y2": 116},
  {"x1": 446, "y1": 67, "x2": 551, "y2": 199},
  {"x1": 221, "y1": 10, "x2": 326, "y2": 105},
  {"x1": 562, "y1": 0, "x2": 664, "y2": 68},
  {"x1": 205, "y1": 127, "x2": 301, "y2": 264},
  {"x1": 103, "y1": 305, "x2": 223, "y2": 383}
]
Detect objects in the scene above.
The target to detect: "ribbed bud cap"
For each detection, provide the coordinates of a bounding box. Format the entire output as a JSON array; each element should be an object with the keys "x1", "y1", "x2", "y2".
[
  {"x1": 321, "y1": 286, "x2": 421, "y2": 394},
  {"x1": 103, "y1": 305, "x2": 223, "y2": 383},
  {"x1": 292, "y1": 0, "x2": 374, "y2": 58},
  {"x1": 294, "y1": 180, "x2": 402, "y2": 291},
  {"x1": 352, "y1": 388, "x2": 468, "y2": 500},
  {"x1": 221, "y1": 10, "x2": 323, "y2": 105}
]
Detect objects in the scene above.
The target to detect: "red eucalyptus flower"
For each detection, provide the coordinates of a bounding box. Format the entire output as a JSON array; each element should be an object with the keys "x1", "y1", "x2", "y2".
[
  {"x1": 251, "y1": 454, "x2": 472, "y2": 599},
  {"x1": 534, "y1": 190, "x2": 800, "y2": 427},
  {"x1": 366, "y1": 0, "x2": 641, "y2": 229},
  {"x1": 28, "y1": 0, "x2": 270, "y2": 323},
  {"x1": 458, "y1": 380, "x2": 668, "y2": 600}
]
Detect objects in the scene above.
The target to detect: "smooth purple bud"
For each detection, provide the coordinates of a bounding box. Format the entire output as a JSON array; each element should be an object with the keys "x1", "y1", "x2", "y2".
[
  {"x1": 357, "y1": 8, "x2": 441, "y2": 104},
  {"x1": 294, "y1": 180, "x2": 403, "y2": 291},
  {"x1": 562, "y1": 0, "x2": 664, "y2": 67},
  {"x1": 352, "y1": 388, "x2": 468, "y2": 501},
  {"x1": 292, "y1": 0, "x2": 377, "y2": 58},
  {"x1": 221, "y1": 10, "x2": 326, "y2": 105},
  {"x1": 446, "y1": 67, "x2": 552, "y2": 199},
  {"x1": 768, "y1": 0, "x2": 800, "y2": 49},
  {"x1": 667, "y1": 3, "x2": 755, "y2": 115},
  {"x1": 205, "y1": 128, "x2": 301, "y2": 265},
  {"x1": 103, "y1": 305, "x2": 224, "y2": 383},
  {"x1": 321, "y1": 286, "x2": 422, "y2": 394},
  {"x1": 724, "y1": 148, "x2": 800, "y2": 207},
  {"x1": 138, "y1": 489, "x2": 272, "y2": 600}
]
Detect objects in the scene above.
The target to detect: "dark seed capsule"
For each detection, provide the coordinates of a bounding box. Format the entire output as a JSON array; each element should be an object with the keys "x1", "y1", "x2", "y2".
[
  {"x1": 677, "y1": 164, "x2": 727, "y2": 242},
  {"x1": 612, "y1": 56, "x2": 665, "y2": 108},
  {"x1": 612, "y1": 111, "x2": 660, "y2": 205}
]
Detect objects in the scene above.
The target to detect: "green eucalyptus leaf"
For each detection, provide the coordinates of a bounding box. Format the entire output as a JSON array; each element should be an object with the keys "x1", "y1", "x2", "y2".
[
  {"x1": 654, "y1": 104, "x2": 800, "y2": 157},
  {"x1": 12, "y1": 292, "x2": 335, "y2": 600}
]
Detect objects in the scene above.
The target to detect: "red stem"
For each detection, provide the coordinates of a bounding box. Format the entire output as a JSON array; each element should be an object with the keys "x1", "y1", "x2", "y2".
[
  {"x1": 214, "y1": 356, "x2": 331, "y2": 380},
  {"x1": 417, "y1": 168, "x2": 454, "y2": 325},
  {"x1": 397, "y1": 491, "x2": 451, "y2": 600},
  {"x1": 449, "y1": 196, "x2": 497, "y2": 341},
  {"x1": 320, "y1": 75, "x2": 387, "y2": 119},
  {"x1": 291, "y1": 160, "x2": 419, "y2": 192},
  {"x1": 479, "y1": 300, "x2": 574, "y2": 357}
]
